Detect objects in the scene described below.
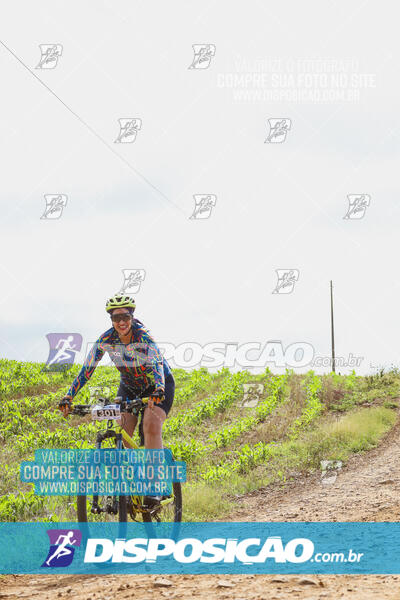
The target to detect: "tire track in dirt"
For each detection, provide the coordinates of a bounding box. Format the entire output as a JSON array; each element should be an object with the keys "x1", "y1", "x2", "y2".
[{"x1": 2, "y1": 410, "x2": 400, "y2": 599}]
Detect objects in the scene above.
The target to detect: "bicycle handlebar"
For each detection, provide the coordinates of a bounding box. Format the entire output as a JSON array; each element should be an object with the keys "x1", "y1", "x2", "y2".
[{"x1": 70, "y1": 397, "x2": 147, "y2": 416}]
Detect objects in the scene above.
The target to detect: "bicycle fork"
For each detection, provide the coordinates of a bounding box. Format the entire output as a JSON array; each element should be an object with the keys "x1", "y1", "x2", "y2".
[{"x1": 91, "y1": 426, "x2": 122, "y2": 515}]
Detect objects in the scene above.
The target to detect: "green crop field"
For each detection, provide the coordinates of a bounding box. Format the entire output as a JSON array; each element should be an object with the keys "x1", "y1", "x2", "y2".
[{"x1": 0, "y1": 360, "x2": 399, "y2": 522}]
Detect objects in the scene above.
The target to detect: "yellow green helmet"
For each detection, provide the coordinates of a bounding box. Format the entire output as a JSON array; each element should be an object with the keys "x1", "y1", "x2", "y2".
[{"x1": 105, "y1": 293, "x2": 136, "y2": 313}]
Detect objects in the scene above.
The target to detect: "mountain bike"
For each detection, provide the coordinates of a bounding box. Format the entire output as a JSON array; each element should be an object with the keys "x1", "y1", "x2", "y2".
[{"x1": 70, "y1": 396, "x2": 182, "y2": 533}]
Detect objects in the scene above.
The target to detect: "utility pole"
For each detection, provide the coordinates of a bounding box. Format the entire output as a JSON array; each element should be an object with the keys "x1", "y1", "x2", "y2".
[{"x1": 330, "y1": 280, "x2": 336, "y2": 373}]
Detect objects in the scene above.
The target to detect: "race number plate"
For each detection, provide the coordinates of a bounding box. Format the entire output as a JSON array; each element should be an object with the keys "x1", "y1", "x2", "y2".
[{"x1": 91, "y1": 404, "x2": 121, "y2": 421}]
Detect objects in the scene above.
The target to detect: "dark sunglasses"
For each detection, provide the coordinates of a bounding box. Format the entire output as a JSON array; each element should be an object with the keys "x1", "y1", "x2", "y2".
[{"x1": 110, "y1": 313, "x2": 131, "y2": 323}]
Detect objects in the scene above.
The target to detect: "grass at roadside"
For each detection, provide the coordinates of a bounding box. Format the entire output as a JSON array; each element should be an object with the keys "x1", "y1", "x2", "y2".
[{"x1": 182, "y1": 405, "x2": 397, "y2": 520}]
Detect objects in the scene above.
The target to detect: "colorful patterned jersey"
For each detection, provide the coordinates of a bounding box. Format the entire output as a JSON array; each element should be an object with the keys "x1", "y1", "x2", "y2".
[{"x1": 66, "y1": 319, "x2": 171, "y2": 399}]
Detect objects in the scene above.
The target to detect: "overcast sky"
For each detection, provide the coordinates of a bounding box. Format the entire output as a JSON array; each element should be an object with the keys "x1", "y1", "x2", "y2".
[{"x1": 0, "y1": 0, "x2": 398, "y2": 374}]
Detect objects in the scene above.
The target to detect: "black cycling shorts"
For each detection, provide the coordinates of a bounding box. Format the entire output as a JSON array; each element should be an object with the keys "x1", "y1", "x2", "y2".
[{"x1": 117, "y1": 372, "x2": 175, "y2": 417}]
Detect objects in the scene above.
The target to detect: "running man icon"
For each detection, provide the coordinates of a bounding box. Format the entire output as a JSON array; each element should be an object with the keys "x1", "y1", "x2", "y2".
[
  {"x1": 48, "y1": 335, "x2": 77, "y2": 366},
  {"x1": 42, "y1": 529, "x2": 82, "y2": 568},
  {"x1": 46, "y1": 532, "x2": 77, "y2": 566},
  {"x1": 45, "y1": 333, "x2": 83, "y2": 371}
]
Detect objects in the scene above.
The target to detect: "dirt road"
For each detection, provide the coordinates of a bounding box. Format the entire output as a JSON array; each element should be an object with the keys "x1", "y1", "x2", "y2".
[
  {"x1": 2, "y1": 413, "x2": 400, "y2": 599},
  {"x1": 228, "y1": 407, "x2": 400, "y2": 523},
  {"x1": 2, "y1": 573, "x2": 400, "y2": 600}
]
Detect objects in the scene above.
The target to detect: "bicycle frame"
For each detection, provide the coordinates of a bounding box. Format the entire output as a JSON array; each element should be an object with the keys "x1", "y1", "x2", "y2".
[{"x1": 92, "y1": 416, "x2": 174, "y2": 515}]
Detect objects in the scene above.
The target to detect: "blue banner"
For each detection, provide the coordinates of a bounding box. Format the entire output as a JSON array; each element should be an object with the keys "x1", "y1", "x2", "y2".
[
  {"x1": 20, "y1": 449, "x2": 186, "y2": 496},
  {"x1": 0, "y1": 522, "x2": 399, "y2": 574}
]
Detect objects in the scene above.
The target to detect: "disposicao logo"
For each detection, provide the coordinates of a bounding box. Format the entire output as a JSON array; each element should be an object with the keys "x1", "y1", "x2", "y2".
[
  {"x1": 42, "y1": 529, "x2": 82, "y2": 568},
  {"x1": 84, "y1": 536, "x2": 314, "y2": 564}
]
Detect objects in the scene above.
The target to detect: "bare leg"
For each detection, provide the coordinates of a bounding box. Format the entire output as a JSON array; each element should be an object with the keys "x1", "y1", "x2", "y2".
[
  {"x1": 142, "y1": 406, "x2": 166, "y2": 449},
  {"x1": 142, "y1": 407, "x2": 168, "y2": 503}
]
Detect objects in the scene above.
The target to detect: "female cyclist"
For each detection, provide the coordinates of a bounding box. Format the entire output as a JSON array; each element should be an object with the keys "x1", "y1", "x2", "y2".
[{"x1": 58, "y1": 293, "x2": 174, "y2": 506}]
